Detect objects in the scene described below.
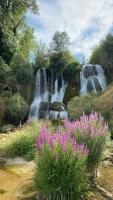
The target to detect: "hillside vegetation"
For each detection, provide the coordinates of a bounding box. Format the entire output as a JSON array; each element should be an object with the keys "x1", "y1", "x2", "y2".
[{"x1": 68, "y1": 85, "x2": 113, "y2": 137}]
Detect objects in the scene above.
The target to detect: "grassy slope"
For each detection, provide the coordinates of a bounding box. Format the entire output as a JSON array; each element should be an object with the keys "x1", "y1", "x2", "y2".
[{"x1": 0, "y1": 120, "x2": 40, "y2": 160}]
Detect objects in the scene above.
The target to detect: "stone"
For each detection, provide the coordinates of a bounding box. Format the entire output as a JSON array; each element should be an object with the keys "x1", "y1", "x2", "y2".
[
  {"x1": 39, "y1": 102, "x2": 66, "y2": 118},
  {"x1": 1, "y1": 124, "x2": 16, "y2": 133}
]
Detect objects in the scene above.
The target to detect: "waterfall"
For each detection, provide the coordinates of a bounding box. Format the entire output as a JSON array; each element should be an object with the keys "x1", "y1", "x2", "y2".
[
  {"x1": 28, "y1": 68, "x2": 49, "y2": 120},
  {"x1": 51, "y1": 75, "x2": 67, "y2": 103},
  {"x1": 80, "y1": 64, "x2": 107, "y2": 96},
  {"x1": 28, "y1": 68, "x2": 68, "y2": 120}
]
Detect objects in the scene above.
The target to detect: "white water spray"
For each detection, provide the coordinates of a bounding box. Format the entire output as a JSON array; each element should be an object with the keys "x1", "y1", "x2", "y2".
[
  {"x1": 28, "y1": 69, "x2": 68, "y2": 120},
  {"x1": 80, "y1": 64, "x2": 107, "y2": 96}
]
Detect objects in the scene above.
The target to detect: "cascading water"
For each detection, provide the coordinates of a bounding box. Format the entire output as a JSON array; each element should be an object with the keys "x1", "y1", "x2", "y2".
[
  {"x1": 51, "y1": 75, "x2": 67, "y2": 103},
  {"x1": 28, "y1": 68, "x2": 49, "y2": 120},
  {"x1": 28, "y1": 68, "x2": 68, "y2": 120},
  {"x1": 80, "y1": 64, "x2": 107, "y2": 96}
]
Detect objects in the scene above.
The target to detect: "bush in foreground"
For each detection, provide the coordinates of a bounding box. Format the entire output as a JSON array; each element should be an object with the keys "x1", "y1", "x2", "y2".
[
  {"x1": 35, "y1": 124, "x2": 89, "y2": 200},
  {"x1": 64, "y1": 112, "x2": 109, "y2": 181}
]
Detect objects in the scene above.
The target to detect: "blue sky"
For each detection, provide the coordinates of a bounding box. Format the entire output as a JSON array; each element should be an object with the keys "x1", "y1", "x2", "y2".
[{"x1": 27, "y1": 0, "x2": 113, "y2": 63}]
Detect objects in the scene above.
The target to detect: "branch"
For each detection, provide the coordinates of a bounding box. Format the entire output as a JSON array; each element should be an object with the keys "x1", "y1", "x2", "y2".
[{"x1": 13, "y1": 16, "x2": 25, "y2": 36}]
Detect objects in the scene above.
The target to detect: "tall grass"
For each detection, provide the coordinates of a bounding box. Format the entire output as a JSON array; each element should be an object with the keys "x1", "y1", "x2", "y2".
[{"x1": 0, "y1": 120, "x2": 39, "y2": 160}]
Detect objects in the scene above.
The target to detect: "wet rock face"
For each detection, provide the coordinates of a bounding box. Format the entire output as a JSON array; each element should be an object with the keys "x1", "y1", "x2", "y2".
[
  {"x1": 80, "y1": 64, "x2": 107, "y2": 96},
  {"x1": 39, "y1": 102, "x2": 67, "y2": 119},
  {"x1": 83, "y1": 64, "x2": 98, "y2": 78}
]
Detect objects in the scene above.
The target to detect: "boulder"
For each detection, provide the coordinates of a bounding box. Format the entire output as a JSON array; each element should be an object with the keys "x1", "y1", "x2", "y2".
[
  {"x1": 39, "y1": 102, "x2": 66, "y2": 119},
  {"x1": 49, "y1": 102, "x2": 65, "y2": 111},
  {"x1": 1, "y1": 124, "x2": 16, "y2": 133}
]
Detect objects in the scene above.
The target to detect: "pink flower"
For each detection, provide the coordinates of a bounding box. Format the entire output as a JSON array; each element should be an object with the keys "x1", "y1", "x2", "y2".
[
  {"x1": 36, "y1": 123, "x2": 89, "y2": 158},
  {"x1": 64, "y1": 112, "x2": 108, "y2": 138}
]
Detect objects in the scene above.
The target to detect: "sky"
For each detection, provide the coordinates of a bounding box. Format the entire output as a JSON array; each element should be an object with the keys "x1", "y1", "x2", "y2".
[{"x1": 27, "y1": 0, "x2": 113, "y2": 63}]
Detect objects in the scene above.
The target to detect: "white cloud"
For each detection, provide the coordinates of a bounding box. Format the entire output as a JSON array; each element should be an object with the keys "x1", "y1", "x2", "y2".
[{"x1": 28, "y1": 0, "x2": 113, "y2": 60}]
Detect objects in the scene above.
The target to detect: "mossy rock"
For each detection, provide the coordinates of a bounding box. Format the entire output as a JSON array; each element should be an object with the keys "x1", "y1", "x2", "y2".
[
  {"x1": 39, "y1": 102, "x2": 66, "y2": 118},
  {"x1": 49, "y1": 102, "x2": 65, "y2": 111},
  {"x1": 1, "y1": 124, "x2": 16, "y2": 133}
]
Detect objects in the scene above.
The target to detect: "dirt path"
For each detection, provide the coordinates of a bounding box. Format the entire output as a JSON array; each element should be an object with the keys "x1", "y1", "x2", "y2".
[{"x1": 0, "y1": 158, "x2": 36, "y2": 200}]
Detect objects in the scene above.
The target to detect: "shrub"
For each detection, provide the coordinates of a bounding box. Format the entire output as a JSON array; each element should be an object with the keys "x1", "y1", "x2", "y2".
[
  {"x1": 0, "y1": 57, "x2": 11, "y2": 85},
  {"x1": 6, "y1": 93, "x2": 29, "y2": 124},
  {"x1": 67, "y1": 95, "x2": 96, "y2": 119},
  {"x1": 11, "y1": 55, "x2": 34, "y2": 84},
  {"x1": 1, "y1": 90, "x2": 13, "y2": 98},
  {"x1": 64, "y1": 112, "x2": 109, "y2": 181},
  {"x1": 0, "y1": 120, "x2": 39, "y2": 160},
  {"x1": 34, "y1": 124, "x2": 89, "y2": 200},
  {"x1": 11, "y1": 135, "x2": 36, "y2": 160}
]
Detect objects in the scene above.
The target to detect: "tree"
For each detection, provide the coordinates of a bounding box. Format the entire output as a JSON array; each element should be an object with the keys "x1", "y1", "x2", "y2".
[
  {"x1": 0, "y1": 57, "x2": 12, "y2": 89},
  {"x1": 90, "y1": 33, "x2": 113, "y2": 68},
  {"x1": 89, "y1": 46, "x2": 101, "y2": 65},
  {"x1": 17, "y1": 24, "x2": 37, "y2": 62},
  {"x1": 89, "y1": 33, "x2": 113, "y2": 82},
  {"x1": 11, "y1": 55, "x2": 33, "y2": 84},
  {"x1": 34, "y1": 41, "x2": 50, "y2": 71},
  {"x1": 50, "y1": 31, "x2": 70, "y2": 53},
  {"x1": 0, "y1": 0, "x2": 39, "y2": 64},
  {"x1": 49, "y1": 31, "x2": 72, "y2": 72}
]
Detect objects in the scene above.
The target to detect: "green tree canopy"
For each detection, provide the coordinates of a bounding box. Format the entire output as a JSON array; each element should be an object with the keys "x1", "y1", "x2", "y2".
[
  {"x1": 50, "y1": 31, "x2": 70, "y2": 53},
  {"x1": 89, "y1": 33, "x2": 113, "y2": 82},
  {"x1": 34, "y1": 41, "x2": 50, "y2": 71},
  {"x1": 0, "y1": 57, "x2": 13, "y2": 91},
  {"x1": 11, "y1": 55, "x2": 33, "y2": 84},
  {"x1": 0, "y1": 0, "x2": 39, "y2": 64},
  {"x1": 90, "y1": 33, "x2": 113, "y2": 68},
  {"x1": 49, "y1": 31, "x2": 76, "y2": 72}
]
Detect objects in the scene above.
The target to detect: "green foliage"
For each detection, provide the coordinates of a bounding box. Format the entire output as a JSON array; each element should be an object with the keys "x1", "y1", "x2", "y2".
[
  {"x1": 35, "y1": 145, "x2": 89, "y2": 200},
  {"x1": 50, "y1": 50, "x2": 79, "y2": 72},
  {"x1": 64, "y1": 112, "x2": 109, "y2": 185},
  {"x1": 0, "y1": 120, "x2": 39, "y2": 160},
  {"x1": 10, "y1": 135, "x2": 36, "y2": 160},
  {"x1": 68, "y1": 95, "x2": 96, "y2": 119},
  {"x1": 89, "y1": 46, "x2": 101, "y2": 65},
  {"x1": 11, "y1": 55, "x2": 33, "y2": 84},
  {"x1": 0, "y1": 0, "x2": 39, "y2": 64},
  {"x1": 34, "y1": 41, "x2": 50, "y2": 71},
  {"x1": 51, "y1": 31, "x2": 70, "y2": 53},
  {"x1": 90, "y1": 33, "x2": 113, "y2": 82},
  {"x1": 1, "y1": 90, "x2": 13, "y2": 98},
  {"x1": 49, "y1": 31, "x2": 76, "y2": 72},
  {"x1": 17, "y1": 25, "x2": 37, "y2": 62},
  {"x1": 75, "y1": 130, "x2": 106, "y2": 169},
  {"x1": 6, "y1": 93, "x2": 29, "y2": 124},
  {"x1": 0, "y1": 57, "x2": 11, "y2": 85},
  {"x1": 64, "y1": 60, "x2": 80, "y2": 83},
  {"x1": 0, "y1": 97, "x2": 5, "y2": 125}
]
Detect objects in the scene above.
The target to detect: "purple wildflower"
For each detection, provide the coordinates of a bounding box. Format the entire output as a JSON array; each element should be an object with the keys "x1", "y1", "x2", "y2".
[
  {"x1": 36, "y1": 123, "x2": 89, "y2": 158},
  {"x1": 64, "y1": 112, "x2": 108, "y2": 138}
]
